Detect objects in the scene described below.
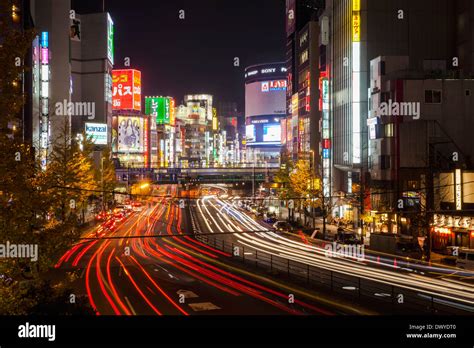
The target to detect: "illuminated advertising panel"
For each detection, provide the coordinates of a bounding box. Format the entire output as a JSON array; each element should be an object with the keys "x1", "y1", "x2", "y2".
[
  {"x1": 133, "y1": 70, "x2": 141, "y2": 110},
  {"x1": 352, "y1": 12, "x2": 361, "y2": 42},
  {"x1": 455, "y1": 169, "x2": 462, "y2": 210},
  {"x1": 212, "y1": 107, "x2": 218, "y2": 131},
  {"x1": 107, "y1": 14, "x2": 114, "y2": 64},
  {"x1": 145, "y1": 97, "x2": 159, "y2": 118},
  {"x1": 246, "y1": 125, "x2": 256, "y2": 142},
  {"x1": 143, "y1": 117, "x2": 149, "y2": 167},
  {"x1": 352, "y1": 0, "x2": 361, "y2": 164},
  {"x1": 261, "y1": 80, "x2": 287, "y2": 92},
  {"x1": 245, "y1": 81, "x2": 286, "y2": 117},
  {"x1": 85, "y1": 123, "x2": 107, "y2": 145},
  {"x1": 112, "y1": 69, "x2": 141, "y2": 111},
  {"x1": 146, "y1": 97, "x2": 173, "y2": 124},
  {"x1": 164, "y1": 97, "x2": 170, "y2": 124},
  {"x1": 263, "y1": 124, "x2": 281, "y2": 142},
  {"x1": 291, "y1": 93, "x2": 299, "y2": 116},
  {"x1": 281, "y1": 118, "x2": 287, "y2": 145},
  {"x1": 117, "y1": 116, "x2": 144, "y2": 153},
  {"x1": 169, "y1": 98, "x2": 176, "y2": 126}
]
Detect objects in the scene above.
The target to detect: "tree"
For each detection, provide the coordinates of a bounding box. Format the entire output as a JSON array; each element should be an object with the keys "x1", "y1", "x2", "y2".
[
  {"x1": 96, "y1": 146, "x2": 117, "y2": 210},
  {"x1": 289, "y1": 159, "x2": 312, "y2": 198},
  {"x1": 274, "y1": 150, "x2": 294, "y2": 199},
  {"x1": 0, "y1": 7, "x2": 92, "y2": 313},
  {"x1": 0, "y1": 0, "x2": 35, "y2": 131},
  {"x1": 45, "y1": 123, "x2": 97, "y2": 222}
]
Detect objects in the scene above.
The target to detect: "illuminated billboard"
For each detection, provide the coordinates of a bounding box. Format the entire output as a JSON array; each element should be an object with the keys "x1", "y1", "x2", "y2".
[
  {"x1": 246, "y1": 125, "x2": 256, "y2": 143},
  {"x1": 112, "y1": 69, "x2": 141, "y2": 111},
  {"x1": 245, "y1": 81, "x2": 286, "y2": 117},
  {"x1": 170, "y1": 98, "x2": 176, "y2": 126},
  {"x1": 145, "y1": 96, "x2": 175, "y2": 125},
  {"x1": 85, "y1": 123, "x2": 107, "y2": 145},
  {"x1": 263, "y1": 124, "x2": 281, "y2": 142},
  {"x1": 187, "y1": 102, "x2": 206, "y2": 122},
  {"x1": 212, "y1": 107, "x2": 218, "y2": 131},
  {"x1": 117, "y1": 116, "x2": 145, "y2": 153},
  {"x1": 107, "y1": 14, "x2": 114, "y2": 64},
  {"x1": 261, "y1": 80, "x2": 287, "y2": 92}
]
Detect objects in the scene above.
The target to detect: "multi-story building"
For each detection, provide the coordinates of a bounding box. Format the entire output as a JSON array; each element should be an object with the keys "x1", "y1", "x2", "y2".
[
  {"x1": 144, "y1": 96, "x2": 177, "y2": 168},
  {"x1": 368, "y1": 55, "x2": 474, "y2": 241},
  {"x1": 178, "y1": 94, "x2": 214, "y2": 168},
  {"x1": 284, "y1": 0, "x2": 329, "y2": 203},
  {"x1": 319, "y1": 0, "x2": 474, "y2": 226},
  {"x1": 21, "y1": 0, "x2": 114, "y2": 168},
  {"x1": 111, "y1": 69, "x2": 150, "y2": 168},
  {"x1": 244, "y1": 62, "x2": 287, "y2": 167},
  {"x1": 217, "y1": 101, "x2": 242, "y2": 165},
  {"x1": 70, "y1": 12, "x2": 114, "y2": 145}
]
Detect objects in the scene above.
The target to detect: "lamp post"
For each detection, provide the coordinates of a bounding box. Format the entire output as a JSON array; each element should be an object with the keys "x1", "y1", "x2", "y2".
[
  {"x1": 310, "y1": 150, "x2": 316, "y2": 228},
  {"x1": 101, "y1": 157, "x2": 106, "y2": 212}
]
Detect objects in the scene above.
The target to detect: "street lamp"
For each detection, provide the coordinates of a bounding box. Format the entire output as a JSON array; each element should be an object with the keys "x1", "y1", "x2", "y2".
[
  {"x1": 101, "y1": 157, "x2": 106, "y2": 212},
  {"x1": 309, "y1": 150, "x2": 316, "y2": 228}
]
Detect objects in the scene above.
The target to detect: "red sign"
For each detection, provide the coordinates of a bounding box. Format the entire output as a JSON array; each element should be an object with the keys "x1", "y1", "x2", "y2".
[
  {"x1": 112, "y1": 69, "x2": 141, "y2": 111},
  {"x1": 270, "y1": 80, "x2": 287, "y2": 89},
  {"x1": 322, "y1": 139, "x2": 330, "y2": 149},
  {"x1": 143, "y1": 117, "x2": 149, "y2": 167}
]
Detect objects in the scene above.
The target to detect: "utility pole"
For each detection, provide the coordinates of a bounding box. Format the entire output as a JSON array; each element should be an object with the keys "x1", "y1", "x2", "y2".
[
  {"x1": 252, "y1": 164, "x2": 255, "y2": 203},
  {"x1": 101, "y1": 157, "x2": 106, "y2": 212},
  {"x1": 310, "y1": 150, "x2": 315, "y2": 229}
]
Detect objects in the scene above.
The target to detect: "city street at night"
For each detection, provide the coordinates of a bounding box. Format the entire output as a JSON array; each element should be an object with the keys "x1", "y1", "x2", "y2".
[{"x1": 1, "y1": 0, "x2": 474, "y2": 346}]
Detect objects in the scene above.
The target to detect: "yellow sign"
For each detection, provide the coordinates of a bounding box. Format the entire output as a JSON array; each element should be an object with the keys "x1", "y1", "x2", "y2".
[
  {"x1": 291, "y1": 93, "x2": 299, "y2": 116},
  {"x1": 352, "y1": 12, "x2": 361, "y2": 42},
  {"x1": 212, "y1": 107, "x2": 218, "y2": 130},
  {"x1": 353, "y1": 0, "x2": 360, "y2": 11}
]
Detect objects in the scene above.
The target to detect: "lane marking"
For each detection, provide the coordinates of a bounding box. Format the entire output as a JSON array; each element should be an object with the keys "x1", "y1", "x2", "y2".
[
  {"x1": 188, "y1": 302, "x2": 221, "y2": 311},
  {"x1": 177, "y1": 289, "x2": 199, "y2": 299},
  {"x1": 124, "y1": 296, "x2": 137, "y2": 315}
]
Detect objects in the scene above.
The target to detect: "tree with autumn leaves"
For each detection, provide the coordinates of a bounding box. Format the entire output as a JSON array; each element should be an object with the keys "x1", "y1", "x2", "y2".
[{"x1": 0, "y1": 2, "x2": 105, "y2": 313}]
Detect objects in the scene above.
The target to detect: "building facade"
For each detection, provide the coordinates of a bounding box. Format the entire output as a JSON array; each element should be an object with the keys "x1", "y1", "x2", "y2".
[{"x1": 244, "y1": 62, "x2": 287, "y2": 167}]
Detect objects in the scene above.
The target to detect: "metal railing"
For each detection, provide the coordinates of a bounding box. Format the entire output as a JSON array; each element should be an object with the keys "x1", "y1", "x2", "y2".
[{"x1": 194, "y1": 234, "x2": 473, "y2": 315}]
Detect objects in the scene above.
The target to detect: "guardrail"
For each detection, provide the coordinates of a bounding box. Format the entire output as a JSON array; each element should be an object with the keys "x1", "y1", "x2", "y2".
[{"x1": 194, "y1": 234, "x2": 473, "y2": 315}]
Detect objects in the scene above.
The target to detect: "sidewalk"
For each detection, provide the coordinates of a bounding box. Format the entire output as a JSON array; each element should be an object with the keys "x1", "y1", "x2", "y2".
[{"x1": 277, "y1": 207, "x2": 357, "y2": 234}]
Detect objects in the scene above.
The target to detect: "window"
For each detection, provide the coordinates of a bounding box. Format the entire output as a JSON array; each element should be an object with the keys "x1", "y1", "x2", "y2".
[
  {"x1": 425, "y1": 89, "x2": 442, "y2": 103},
  {"x1": 299, "y1": 49, "x2": 309, "y2": 65},
  {"x1": 380, "y1": 155, "x2": 390, "y2": 170},
  {"x1": 380, "y1": 61, "x2": 385, "y2": 76}
]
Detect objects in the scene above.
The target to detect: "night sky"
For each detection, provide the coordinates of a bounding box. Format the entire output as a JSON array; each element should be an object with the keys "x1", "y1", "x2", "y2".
[{"x1": 72, "y1": 0, "x2": 286, "y2": 111}]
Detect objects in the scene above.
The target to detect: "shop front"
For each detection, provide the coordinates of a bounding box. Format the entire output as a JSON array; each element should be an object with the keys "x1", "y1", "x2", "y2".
[{"x1": 431, "y1": 214, "x2": 474, "y2": 251}]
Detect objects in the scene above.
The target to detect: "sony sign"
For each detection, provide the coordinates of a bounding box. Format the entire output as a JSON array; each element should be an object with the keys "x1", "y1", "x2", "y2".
[{"x1": 261, "y1": 68, "x2": 276, "y2": 74}]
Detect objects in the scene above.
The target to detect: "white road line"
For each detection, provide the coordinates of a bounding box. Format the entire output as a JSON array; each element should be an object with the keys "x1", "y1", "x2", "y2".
[{"x1": 124, "y1": 296, "x2": 137, "y2": 315}]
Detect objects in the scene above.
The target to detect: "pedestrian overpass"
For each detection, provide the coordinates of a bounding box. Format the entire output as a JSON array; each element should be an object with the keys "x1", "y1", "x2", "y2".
[{"x1": 115, "y1": 167, "x2": 279, "y2": 185}]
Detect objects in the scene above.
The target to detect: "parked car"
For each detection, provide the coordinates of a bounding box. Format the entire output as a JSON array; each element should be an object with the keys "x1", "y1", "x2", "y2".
[
  {"x1": 336, "y1": 230, "x2": 361, "y2": 245},
  {"x1": 272, "y1": 221, "x2": 292, "y2": 233},
  {"x1": 395, "y1": 241, "x2": 423, "y2": 259},
  {"x1": 456, "y1": 249, "x2": 474, "y2": 270},
  {"x1": 263, "y1": 214, "x2": 277, "y2": 224}
]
